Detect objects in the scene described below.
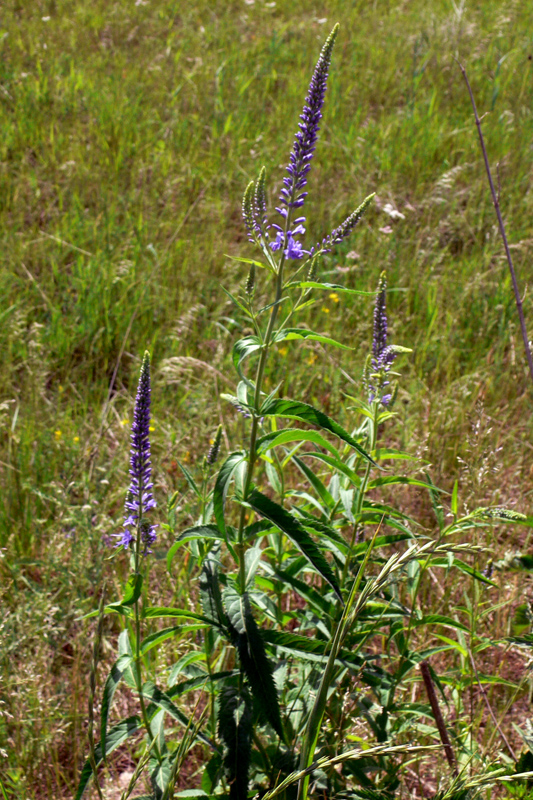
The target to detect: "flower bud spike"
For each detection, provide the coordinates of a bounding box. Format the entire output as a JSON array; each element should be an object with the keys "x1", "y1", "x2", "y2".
[
  {"x1": 242, "y1": 180, "x2": 256, "y2": 244},
  {"x1": 253, "y1": 166, "x2": 268, "y2": 238},
  {"x1": 207, "y1": 425, "x2": 223, "y2": 466},
  {"x1": 245, "y1": 263, "x2": 256, "y2": 296},
  {"x1": 317, "y1": 193, "x2": 375, "y2": 253}
]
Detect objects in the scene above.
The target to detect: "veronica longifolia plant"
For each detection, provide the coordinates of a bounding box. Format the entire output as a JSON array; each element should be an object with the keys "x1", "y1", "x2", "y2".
[{"x1": 77, "y1": 25, "x2": 527, "y2": 800}]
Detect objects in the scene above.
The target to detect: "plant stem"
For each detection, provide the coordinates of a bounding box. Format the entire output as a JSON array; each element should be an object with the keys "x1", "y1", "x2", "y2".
[
  {"x1": 341, "y1": 401, "x2": 379, "y2": 587},
  {"x1": 458, "y1": 61, "x2": 533, "y2": 386},
  {"x1": 419, "y1": 660, "x2": 458, "y2": 777}
]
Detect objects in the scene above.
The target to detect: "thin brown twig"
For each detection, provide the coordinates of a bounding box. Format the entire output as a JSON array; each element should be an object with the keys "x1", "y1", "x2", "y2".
[
  {"x1": 457, "y1": 60, "x2": 533, "y2": 386},
  {"x1": 467, "y1": 647, "x2": 517, "y2": 761}
]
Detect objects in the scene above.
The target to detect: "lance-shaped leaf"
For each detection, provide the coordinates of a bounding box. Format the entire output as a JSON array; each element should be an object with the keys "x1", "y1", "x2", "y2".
[
  {"x1": 247, "y1": 488, "x2": 342, "y2": 601},
  {"x1": 260, "y1": 398, "x2": 374, "y2": 465},
  {"x1": 273, "y1": 327, "x2": 352, "y2": 350},
  {"x1": 256, "y1": 428, "x2": 340, "y2": 458},
  {"x1": 285, "y1": 280, "x2": 375, "y2": 296},
  {"x1": 167, "y1": 525, "x2": 226, "y2": 570},
  {"x1": 223, "y1": 587, "x2": 284, "y2": 740},
  {"x1": 233, "y1": 336, "x2": 262, "y2": 386},
  {"x1": 213, "y1": 451, "x2": 246, "y2": 536},
  {"x1": 142, "y1": 681, "x2": 218, "y2": 751},
  {"x1": 75, "y1": 716, "x2": 142, "y2": 800},
  {"x1": 100, "y1": 654, "x2": 133, "y2": 754},
  {"x1": 105, "y1": 573, "x2": 143, "y2": 616},
  {"x1": 218, "y1": 685, "x2": 253, "y2": 800}
]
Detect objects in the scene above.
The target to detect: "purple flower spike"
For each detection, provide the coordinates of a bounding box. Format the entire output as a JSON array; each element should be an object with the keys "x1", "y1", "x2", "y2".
[
  {"x1": 278, "y1": 24, "x2": 339, "y2": 217},
  {"x1": 368, "y1": 273, "x2": 397, "y2": 406},
  {"x1": 116, "y1": 351, "x2": 157, "y2": 554}
]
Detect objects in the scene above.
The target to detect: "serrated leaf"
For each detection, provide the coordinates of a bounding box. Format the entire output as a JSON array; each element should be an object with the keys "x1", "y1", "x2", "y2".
[
  {"x1": 223, "y1": 588, "x2": 284, "y2": 740},
  {"x1": 75, "y1": 716, "x2": 142, "y2": 800},
  {"x1": 100, "y1": 655, "x2": 133, "y2": 754},
  {"x1": 260, "y1": 398, "x2": 374, "y2": 464},
  {"x1": 150, "y1": 754, "x2": 171, "y2": 800},
  {"x1": 213, "y1": 452, "x2": 246, "y2": 536},
  {"x1": 274, "y1": 327, "x2": 352, "y2": 350},
  {"x1": 218, "y1": 685, "x2": 253, "y2": 800},
  {"x1": 247, "y1": 488, "x2": 342, "y2": 601}
]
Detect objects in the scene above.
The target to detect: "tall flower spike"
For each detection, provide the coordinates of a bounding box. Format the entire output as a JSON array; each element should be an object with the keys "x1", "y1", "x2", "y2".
[
  {"x1": 277, "y1": 24, "x2": 339, "y2": 217},
  {"x1": 368, "y1": 272, "x2": 397, "y2": 406},
  {"x1": 117, "y1": 351, "x2": 157, "y2": 553},
  {"x1": 253, "y1": 167, "x2": 268, "y2": 239}
]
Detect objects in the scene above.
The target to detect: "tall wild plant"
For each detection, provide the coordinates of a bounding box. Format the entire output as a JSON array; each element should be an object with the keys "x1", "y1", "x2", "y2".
[{"x1": 77, "y1": 25, "x2": 528, "y2": 800}]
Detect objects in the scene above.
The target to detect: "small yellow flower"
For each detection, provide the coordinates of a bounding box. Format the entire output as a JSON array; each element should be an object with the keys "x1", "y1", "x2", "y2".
[
  {"x1": 73, "y1": 436, "x2": 80, "y2": 443},
  {"x1": 149, "y1": 426, "x2": 155, "y2": 432},
  {"x1": 54, "y1": 430, "x2": 62, "y2": 440},
  {"x1": 278, "y1": 347, "x2": 288, "y2": 357},
  {"x1": 58, "y1": 384, "x2": 64, "y2": 393},
  {"x1": 183, "y1": 451, "x2": 191, "y2": 463},
  {"x1": 307, "y1": 353, "x2": 317, "y2": 365},
  {"x1": 120, "y1": 418, "x2": 129, "y2": 427},
  {"x1": 328, "y1": 292, "x2": 340, "y2": 303},
  {"x1": 321, "y1": 306, "x2": 330, "y2": 313}
]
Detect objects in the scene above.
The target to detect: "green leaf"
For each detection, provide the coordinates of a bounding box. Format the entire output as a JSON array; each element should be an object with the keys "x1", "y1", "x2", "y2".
[
  {"x1": 100, "y1": 655, "x2": 133, "y2": 754},
  {"x1": 177, "y1": 461, "x2": 202, "y2": 498},
  {"x1": 412, "y1": 614, "x2": 469, "y2": 633},
  {"x1": 223, "y1": 588, "x2": 284, "y2": 740},
  {"x1": 262, "y1": 630, "x2": 371, "y2": 668},
  {"x1": 286, "y1": 281, "x2": 375, "y2": 296},
  {"x1": 256, "y1": 428, "x2": 340, "y2": 458},
  {"x1": 150, "y1": 755, "x2": 171, "y2": 800},
  {"x1": 213, "y1": 451, "x2": 246, "y2": 536},
  {"x1": 167, "y1": 525, "x2": 223, "y2": 570},
  {"x1": 142, "y1": 681, "x2": 217, "y2": 751},
  {"x1": 233, "y1": 336, "x2": 262, "y2": 386},
  {"x1": 140, "y1": 625, "x2": 208, "y2": 655},
  {"x1": 367, "y1": 476, "x2": 440, "y2": 491},
  {"x1": 224, "y1": 254, "x2": 272, "y2": 271},
  {"x1": 260, "y1": 398, "x2": 375, "y2": 464},
  {"x1": 75, "y1": 716, "x2": 142, "y2": 800},
  {"x1": 247, "y1": 488, "x2": 342, "y2": 601},
  {"x1": 218, "y1": 685, "x2": 253, "y2": 800},
  {"x1": 143, "y1": 607, "x2": 219, "y2": 625},
  {"x1": 292, "y1": 455, "x2": 335, "y2": 510},
  {"x1": 106, "y1": 573, "x2": 143, "y2": 614},
  {"x1": 274, "y1": 327, "x2": 352, "y2": 350}
]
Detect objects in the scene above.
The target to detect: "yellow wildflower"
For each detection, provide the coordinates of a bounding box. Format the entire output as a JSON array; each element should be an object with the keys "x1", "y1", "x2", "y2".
[
  {"x1": 328, "y1": 292, "x2": 340, "y2": 303},
  {"x1": 54, "y1": 430, "x2": 62, "y2": 440}
]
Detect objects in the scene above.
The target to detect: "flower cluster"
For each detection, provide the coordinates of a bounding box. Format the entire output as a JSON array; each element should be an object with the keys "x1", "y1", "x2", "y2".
[
  {"x1": 116, "y1": 351, "x2": 157, "y2": 554},
  {"x1": 368, "y1": 273, "x2": 396, "y2": 406}
]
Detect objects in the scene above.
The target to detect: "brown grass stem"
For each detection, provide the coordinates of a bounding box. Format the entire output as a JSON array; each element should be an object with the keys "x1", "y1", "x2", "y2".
[
  {"x1": 419, "y1": 659, "x2": 458, "y2": 778},
  {"x1": 458, "y1": 61, "x2": 533, "y2": 387}
]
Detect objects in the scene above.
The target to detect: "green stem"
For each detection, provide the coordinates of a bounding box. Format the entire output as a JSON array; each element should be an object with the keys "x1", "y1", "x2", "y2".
[
  {"x1": 341, "y1": 401, "x2": 379, "y2": 587},
  {"x1": 297, "y1": 531, "x2": 379, "y2": 800},
  {"x1": 133, "y1": 515, "x2": 160, "y2": 760},
  {"x1": 237, "y1": 215, "x2": 293, "y2": 591}
]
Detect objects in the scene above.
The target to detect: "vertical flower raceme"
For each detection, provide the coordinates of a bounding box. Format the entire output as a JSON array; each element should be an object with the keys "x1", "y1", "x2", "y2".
[
  {"x1": 268, "y1": 24, "x2": 339, "y2": 259},
  {"x1": 117, "y1": 351, "x2": 157, "y2": 554},
  {"x1": 368, "y1": 273, "x2": 396, "y2": 406}
]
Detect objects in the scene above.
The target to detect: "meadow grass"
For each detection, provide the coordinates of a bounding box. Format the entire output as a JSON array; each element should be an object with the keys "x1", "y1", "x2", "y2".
[{"x1": 2, "y1": 0, "x2": 533, "y2": 797}]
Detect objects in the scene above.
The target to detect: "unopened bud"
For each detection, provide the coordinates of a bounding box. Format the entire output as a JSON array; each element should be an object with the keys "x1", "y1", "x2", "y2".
[{"x1": 206, "y1": 425, "x2": 223, "y2": 466}]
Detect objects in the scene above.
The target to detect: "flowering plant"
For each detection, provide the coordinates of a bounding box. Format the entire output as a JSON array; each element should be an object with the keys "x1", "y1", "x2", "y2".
[{"x1": 76, "y1": 25, "x2": 527, "y2": 800}]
